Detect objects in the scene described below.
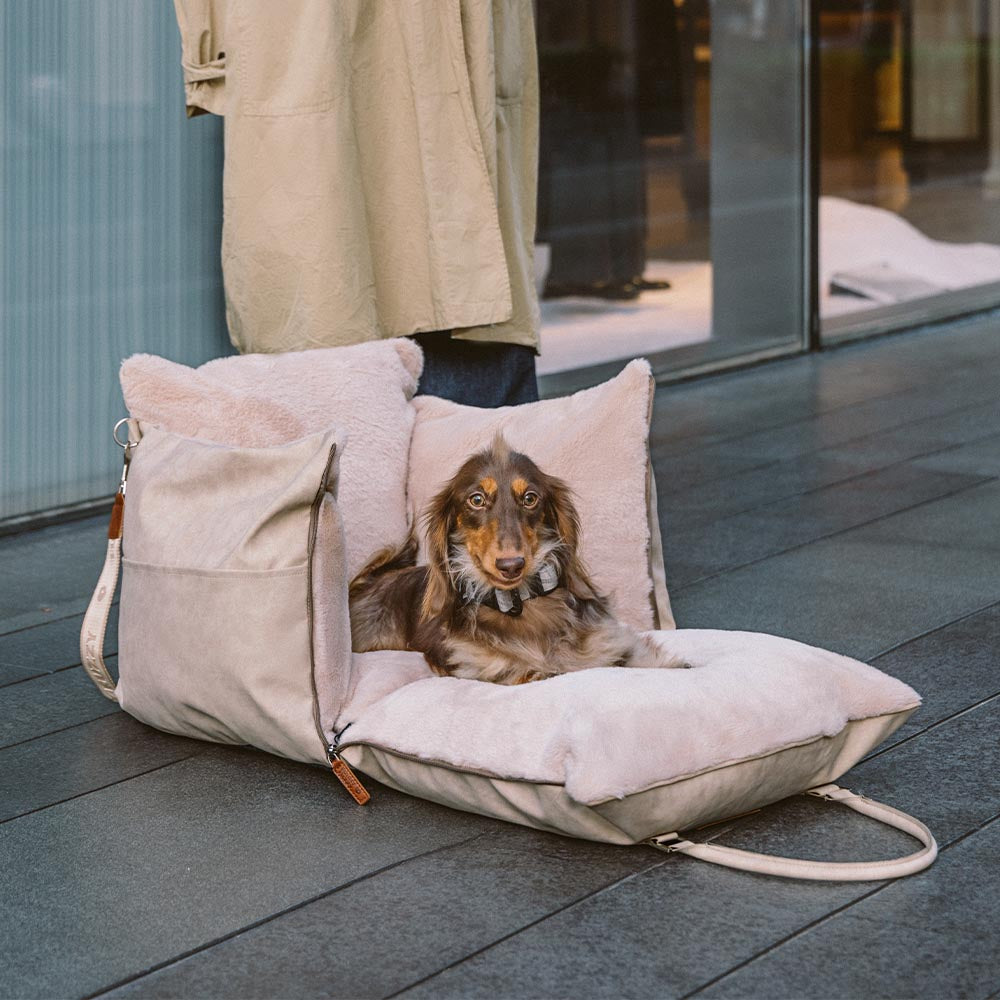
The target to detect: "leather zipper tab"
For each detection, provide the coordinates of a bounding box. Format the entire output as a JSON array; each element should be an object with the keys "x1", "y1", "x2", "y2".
[
  {"x1": 108, "y1": 492, "x2": 125, "y2": 540},
  {"x1": 327, "y1": 744, "x2": 370, "y2": 805}
]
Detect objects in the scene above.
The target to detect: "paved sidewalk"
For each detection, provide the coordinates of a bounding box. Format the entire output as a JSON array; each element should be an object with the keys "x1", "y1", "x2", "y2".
[{"x1": 2, "y1": 315, "x2": 999, "y2": 999}]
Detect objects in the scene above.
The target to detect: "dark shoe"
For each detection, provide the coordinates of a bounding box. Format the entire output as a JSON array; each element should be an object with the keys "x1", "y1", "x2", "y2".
[{"x1": 544, "y1": 278, "x2": 670, "y2": 301}]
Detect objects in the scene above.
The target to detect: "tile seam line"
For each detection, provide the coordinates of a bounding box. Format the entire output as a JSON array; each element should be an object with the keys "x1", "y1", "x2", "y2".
[
  {"x1": 670, "y1": 474, "x2": 992, "y2": 595},
  {"x1": 653, "y1": 365, "x2": 1000, "y2": 479},
  {"x1": 394, "y1": 807, "x2": 1000, "y2": 1000},
  {"x1": 0, "y1": 599, "x2": 120, "y2": 640},
  {"x1": 665, "y1": 440, "x2": 995, "y2": 537},
  {"x1": 84, "y1": 831, "x2": 491, "y2": 1000},
  {"x1": 860, "y1": 689, "x2": 1000, "y2": 764},
  {"x1": 0, "y1": 600, "x2": 108, "y2": 639},
  {"x1": 0, "y1": 708, "x2": 121, "y2": 753},
  {"x1": 385, "y1": 857, "x2": 671, "y2": 999},
  {"x1": 655, "y1": 387, "x2": 1000, "y2": 501},
  {"x1": 0, "y1": 750, "x2": 207, "y2": 827},
  {"x1": 0, "y1": 658, "x2": 115, "y2": 691},
  {"x1": 867, "y1": 595, "x2": 1000, "y2": 661},
  {"x1": 652, "y1": 335, "x2": 997, "y2": 459},
  {"x1": 679, "y1": 808, "x2": 1000, "y2": 1000}
]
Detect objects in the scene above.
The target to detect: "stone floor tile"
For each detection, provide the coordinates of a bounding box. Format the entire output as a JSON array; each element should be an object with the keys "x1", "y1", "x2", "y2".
[
  {"x1": 663, "y1": 463, "x2": 980, "y2": 589},
  {"x1": 0, "y1": 663, "x2": 120, "y2": 749},
  {"x1": 698, "y1": 913, "x2": 997, "y2": 1000},
  {"x1": 0, "y1": 749, "x2": 495, "y2": 1000},
  {"x1": 868, "y1": 601, "x2": 1000, "y2": 749},
  {"x1": 0, "y1": 604, "x2": 118, "y2": 687},
  {"x1": 671, "y1": 481, "x2": 1000, "y2": 660},
  {"x1": 397, "y1": 846, "x2": 866, "y2": 1000},
  {"x1": 913, "y1": 432, "x2": 1000, "y2": 476},
  {"x1": 102, "y1": 826, "x2": 656, "y2": 1000},
  {"x1": 695, "y1": 818, "x2": 1000, "y2": 999},
  {"x1": 0, "y1": 713, "x2": 201, "y2": 823},
  {"x1": 659, "y1": 454, "x2": 872, "y2": 533},
  {"x1": 0, "y1": 515, "x2": 109, "y2": 630},
  {"x1": 823, "y1": 398, "x2": 1000, "y2": 469}
]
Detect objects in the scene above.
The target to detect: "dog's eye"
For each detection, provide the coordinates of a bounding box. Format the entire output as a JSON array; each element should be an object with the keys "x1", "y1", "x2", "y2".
[
  {"x1": 522, "y1": 491, "x2": 540, "y2": 509},
  {"x1": 468, "y1": 492, "x2": 486, "y2": 509}
]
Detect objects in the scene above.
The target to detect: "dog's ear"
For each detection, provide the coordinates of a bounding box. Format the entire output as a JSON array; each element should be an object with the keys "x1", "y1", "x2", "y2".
[
  {"x1": 420, "y1": 486, "x2": 457, "y2": 620},
  {"x1": 544, "y1": 476, "x2": 599, "y2": 600}
]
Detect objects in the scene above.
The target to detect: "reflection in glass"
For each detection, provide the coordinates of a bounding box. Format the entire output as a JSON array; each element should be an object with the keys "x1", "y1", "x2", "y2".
[
  {"x1": 535, "y1": 1, "x2": 807, "y2": 387},
  {"x1": 819, "y1": 0, "x2": 1000, "y2": 334}
]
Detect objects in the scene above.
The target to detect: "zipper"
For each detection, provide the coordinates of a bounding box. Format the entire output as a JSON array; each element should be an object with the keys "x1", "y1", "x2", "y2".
[
  {"x1": 326, "y1": 734, "x2": 371, "y2": 805},
  {"x1": 305, "y1": 440, "x2": 370, "y2": 807}
]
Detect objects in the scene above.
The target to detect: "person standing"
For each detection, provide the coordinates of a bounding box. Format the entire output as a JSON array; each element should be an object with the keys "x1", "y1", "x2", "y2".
[{"x1": 173, "y1": 0, "x2": 540, "y2": 405}]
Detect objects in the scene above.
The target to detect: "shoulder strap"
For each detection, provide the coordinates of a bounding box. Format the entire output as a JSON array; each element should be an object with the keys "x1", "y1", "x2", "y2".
[
  {"x1": 79, "y1": 493, "x2": 124, "y2": 702},
  {"x1": 649, "y1": 784, "x2": 937, "y2": 881},
  {"x1": 80, "y1": 420, "x2": 139, "y2": 701}
]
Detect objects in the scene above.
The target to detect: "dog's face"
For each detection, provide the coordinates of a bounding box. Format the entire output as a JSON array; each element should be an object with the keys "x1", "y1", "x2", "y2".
[
  {"x1": 423, "y1": 436, "x2": 589, "y2": 610},
  {"x1": 439, "y1": 442, "x2": 549, "y2": 589}
]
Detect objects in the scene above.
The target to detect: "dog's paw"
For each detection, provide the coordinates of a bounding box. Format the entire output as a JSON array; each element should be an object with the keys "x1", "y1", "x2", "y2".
[
  {"x1": 658, "y1": 652, "x2": 692, "y2": 669},
  {"x1": 511, "y1": 670, "x2": 543, "y2": 685},
  {"x1": 631, "y1": 633, "x2": 691, "y2": 670}
]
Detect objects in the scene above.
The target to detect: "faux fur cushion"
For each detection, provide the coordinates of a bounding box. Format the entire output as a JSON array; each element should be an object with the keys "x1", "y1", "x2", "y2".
[
  {"x1": 407, "y1": 359, "x2": 673, "y2": 631},
  {"x1": 340, "y1": 629, "x2": 920, "y2": 807},
  {"x1": 120, "y1": 340, "x2": 422, "y2": 578}
]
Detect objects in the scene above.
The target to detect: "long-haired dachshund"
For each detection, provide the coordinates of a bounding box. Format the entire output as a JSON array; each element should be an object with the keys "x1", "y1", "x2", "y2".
[{"x1": 349, "y1": 435, "x2": 686, "y2": 684}]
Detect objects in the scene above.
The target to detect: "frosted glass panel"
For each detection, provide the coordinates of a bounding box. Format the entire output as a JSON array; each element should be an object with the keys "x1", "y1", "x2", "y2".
[{"x1": 1, "y1": 0, "x2": 229, "y2": 521}]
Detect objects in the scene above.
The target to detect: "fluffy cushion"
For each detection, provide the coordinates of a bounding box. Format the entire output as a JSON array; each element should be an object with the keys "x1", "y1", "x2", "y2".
[
  {"x1": 407, "y1": 359, "x2": 672, "y2": 631},
  {"x1": 339, "y1": 630, "x2": 920, "y2": 843},
  {"x1": 120, "y1": 340, "x2": 422, "y2": 578}
]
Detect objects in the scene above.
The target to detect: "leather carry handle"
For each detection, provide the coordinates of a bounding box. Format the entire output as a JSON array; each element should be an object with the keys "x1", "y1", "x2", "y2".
[{"x1": 649, "y1": 784, "x2": 937, "y2": 881}]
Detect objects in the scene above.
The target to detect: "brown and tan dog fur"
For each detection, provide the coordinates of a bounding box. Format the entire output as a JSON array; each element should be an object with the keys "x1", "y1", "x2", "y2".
[{"x1": 349, "y1": 436, "x2": 685, "y2": 684}]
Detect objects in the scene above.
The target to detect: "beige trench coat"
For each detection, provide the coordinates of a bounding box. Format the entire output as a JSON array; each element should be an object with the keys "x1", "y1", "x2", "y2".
[{"x1": 174, "y1": 0, "x2": 540, "y2": 354}]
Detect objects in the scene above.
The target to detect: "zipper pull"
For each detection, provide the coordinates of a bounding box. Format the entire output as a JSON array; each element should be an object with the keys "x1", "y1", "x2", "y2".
[{"x1": 326, "y1": 743, "x2": 371, "y2": 805}]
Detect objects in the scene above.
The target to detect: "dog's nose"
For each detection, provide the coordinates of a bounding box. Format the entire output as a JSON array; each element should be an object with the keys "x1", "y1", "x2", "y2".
[{"x1": 495, "y1": 557, "x2": 525, "y2": 579}]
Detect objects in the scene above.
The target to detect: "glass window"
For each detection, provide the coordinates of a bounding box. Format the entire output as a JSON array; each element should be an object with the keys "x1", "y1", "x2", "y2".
[
  {"x1": 535, "y1": 1, "x2": 810, "y2": 393},
  {"x1": 1, "y1": 1, "x2": 228, "y2": 521},
  {"x1": 818, "y1": 0, "x2": 1000, "y2": 341}
]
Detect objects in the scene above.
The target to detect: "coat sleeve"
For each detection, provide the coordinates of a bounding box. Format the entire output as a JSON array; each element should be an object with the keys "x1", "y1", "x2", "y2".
[{"x1": 173, "y1": 0, "x2": 227, "y2": 117}]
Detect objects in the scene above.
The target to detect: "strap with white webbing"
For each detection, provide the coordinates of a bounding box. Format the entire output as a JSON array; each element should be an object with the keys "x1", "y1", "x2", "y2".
[
  {"x1": 649, "y1": 784, "x2": 937, "y2": 881},
  {"x1": 79, "y1": 497, "x2": 123, "y2": 702},
  {"x1": 78, "y1": 419, "x2": 136, "y2": 703}
]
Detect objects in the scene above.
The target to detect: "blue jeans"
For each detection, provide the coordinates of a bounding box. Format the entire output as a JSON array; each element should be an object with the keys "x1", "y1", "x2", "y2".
[{"x1": 410, "y1": 332, "x2": 539, "y2": 407}]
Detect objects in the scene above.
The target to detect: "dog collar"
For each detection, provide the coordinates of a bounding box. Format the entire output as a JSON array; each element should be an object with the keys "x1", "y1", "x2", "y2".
[{"x1": 463, "y1": 562, "x2": 561, "y2": 617}]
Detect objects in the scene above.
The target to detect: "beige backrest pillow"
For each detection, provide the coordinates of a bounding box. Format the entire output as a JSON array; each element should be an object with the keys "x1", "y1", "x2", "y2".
[
  {"x1": 407, "y1": 360, "x2": 674, "y2": 631},
  {"x1": 120, "y1": 339, "x2": 422, "y2": 579}
]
